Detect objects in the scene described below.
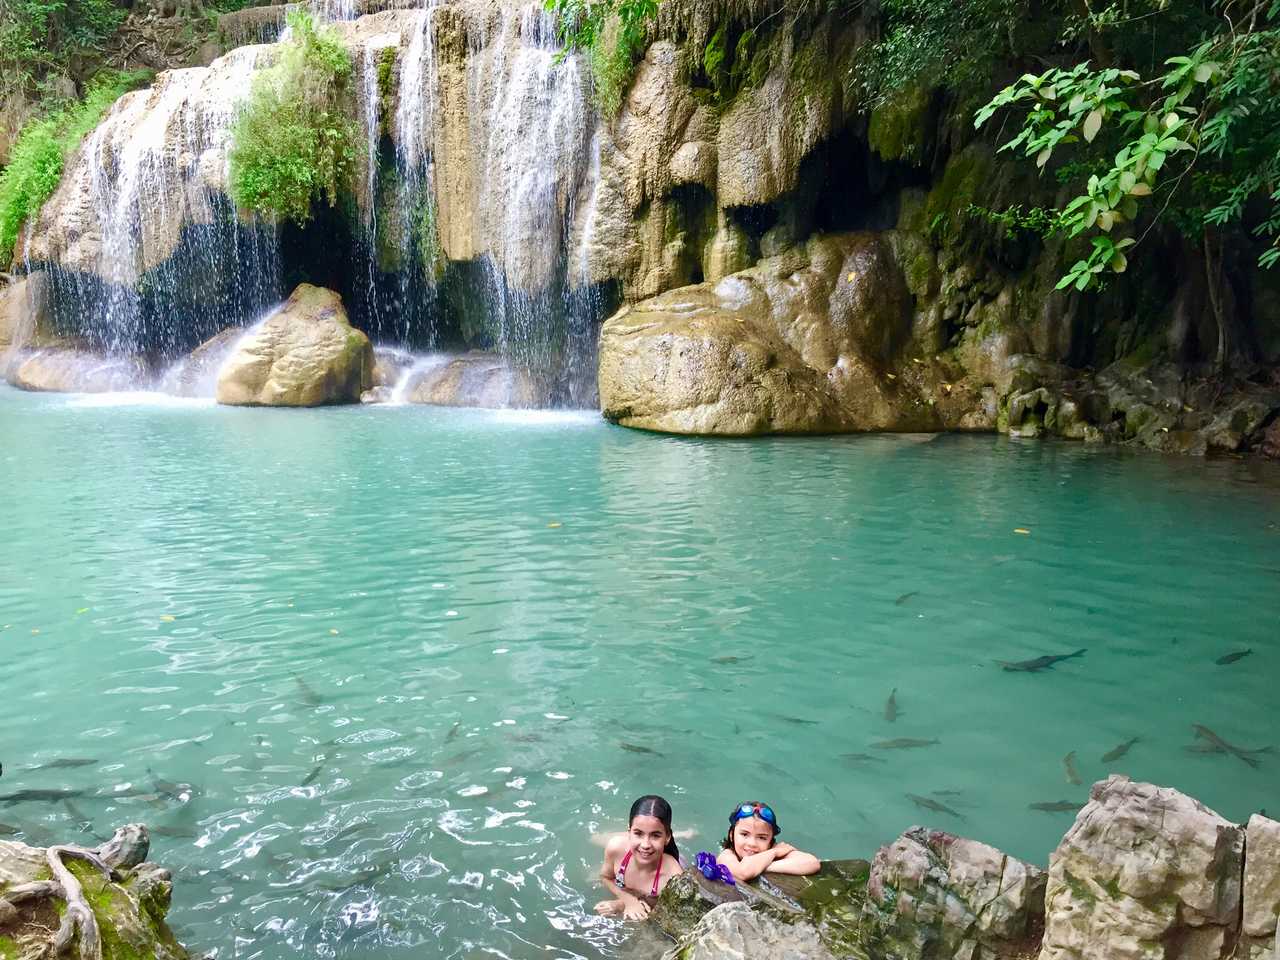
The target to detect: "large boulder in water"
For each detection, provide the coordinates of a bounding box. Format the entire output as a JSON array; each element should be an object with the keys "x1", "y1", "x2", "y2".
[
  {"x1": 0, "y1": 273, "x2": 52, "y2": 351},
  {"x1": 216, "y1": 285, "x2": 373, "y2": 406},
  {"x1": 404, "y1": 351, "x2": 537, "y2": 409},
  {"x1": 598, "y1": 233, "x2": 960, "y2": 435},
  {"x1": 1039, "y1": 774, "x2": 1244, "y2": 960}
]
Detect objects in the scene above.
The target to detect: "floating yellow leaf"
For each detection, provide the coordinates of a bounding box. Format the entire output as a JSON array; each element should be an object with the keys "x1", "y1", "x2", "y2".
[
  {"x1": 76, "y1": 607, "x2": 89, "y2": 615},
  {"x1": 1014, "y1": 528, "x2": 1031, "y2": 535},
  {"x1": 886, "y1": 373, "x2": 897, "y2": 380},
  {"x1": 160, "y1": 614, "x2": 176, "y2": 622},
  {"x1": 329, "y1": 628, "x2": 339, "y2": 635},
  {"x1": 31, "y1": 628, "x2": 40, "y2": 635},
  {"x1": 547, "y1": 522, "x2": 562, "y2": 528}
]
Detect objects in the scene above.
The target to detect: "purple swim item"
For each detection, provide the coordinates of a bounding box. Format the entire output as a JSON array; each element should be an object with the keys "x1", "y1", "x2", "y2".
[{"x1": 695, "y1": 851, "x2": 736, "y2": 885}]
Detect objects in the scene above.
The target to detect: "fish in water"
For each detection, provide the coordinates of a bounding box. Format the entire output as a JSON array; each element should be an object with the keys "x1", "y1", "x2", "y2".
[
  {"x1": 1063, "y1": 751, "x2": 1082, "y2": 785},
  {"x1": 931, "y1": 790, "x2": 964, "y2": 797},
  {"x1": 770, "y1": 715, "x2": 820, "y2": 726},
  {"x1": 711, "y1": 655, "x2": 752, "y2": 665},
  {"x1": 149, "y1": 825, "x2": 197, "y2": 839},
  {"x1": 907, "y1": 793, "x2": 964, "y2": 819},
  {"x1": 885, "y1": 688, "x2": 899, "y2": 723},
  {"x1": 327, "y1": 821, "x2": 375, "y2": 846},
  {"x1": 28, "y1": 758, "x2": 97, "y2": 771},
  {"x1": 620, "y1": 742, "x2": 663, "y2": 756},
  {"x1": 895, "y1": 592, "x2": 919, "y2": 606},
  {"x1": 293, "y1": 674, "x2": 323, "y2": 707},
  {"x1": 445, "y1": 721, "x2": 461, "y2": 743},
  {"x1": 148, "y1": 769, "x2": 197, "y2": 803},
  {"x1": 0, "y1": 822, "x2": 20, "y2": 835},
  {"x1": 871, "y1": 738, "x2": 940, "y2": 750},
  {"x1": 1215, "y1": 649, "x2": 1252, "y2": 665},
  {"x1": 1029, "y1": 801, "x2": 1080, "y2": 813},
  {"x1": 0, "y1": 789, "x2": 87, "y2": 806},
  {"x1": 1192, "y1": 724, "x2": 1271, "y2": 768},
  {"x1": 997, "y1": 649, "x2": 1087, "y2": 672},
  {"x1": 510, "y1": 733, "x2": 544, "y2": 744},
  {"x1": 1101, "y1": 738, "x2": 1140, "y2": 763},
  {"x1": 301, "y1": 764, "x2": 323, "y2": 787},
  {"x1": 840, "y1": 753, "x2": 887, "y2": 764}
]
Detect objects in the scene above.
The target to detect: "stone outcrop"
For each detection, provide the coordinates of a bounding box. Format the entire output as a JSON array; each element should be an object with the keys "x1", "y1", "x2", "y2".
[
  {"x1": 864, "y1": 826, "x2": 1045, "y2": 959},
  {"x1": 1039, "y1": 775, "x2": 1245, "y2": 960},
  {"x1": 0, "y1": 825, "x2": 190, "y2": 960},
  {"x1": 0, "y1": 273, "x2": 52, "y2": 352},
  {"x1": 1243, "y1": 815, "x2": 1280, "y2": 958},
  {"x1": 597, "y1": 233, "x2": 986, "y2": 435},
  {"x1": 215, "y1": 284, "x2": 373, "y2": 405},
  {"x1": 160, "y1": 326, "x2": 246, "y2": 397}
]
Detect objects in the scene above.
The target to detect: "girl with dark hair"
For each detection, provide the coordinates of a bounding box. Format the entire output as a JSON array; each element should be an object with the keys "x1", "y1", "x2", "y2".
[
  {"x1": 717, "y1": 800, "x2": 820, "y2": 881},
  {"x1": 594, "y1": 794, "x2": 683, "y2": 919}
]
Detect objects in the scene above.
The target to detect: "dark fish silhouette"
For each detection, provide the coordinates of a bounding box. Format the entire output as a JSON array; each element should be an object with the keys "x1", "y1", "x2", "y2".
[
  {"x1": 931, "y1": 790, "x2": 964, "y2": 797},
  {"x1": 1030, "y1": 801, "x2": 1079, "y2": 812},
  {"x1": 327, "y1": 821, "x2": 374, "y2": 846},
  {"x1": 840, "y1": 753, "x2": 887, "y2": 764},
  {"x1": 1063, "y1": 751, "x2": 1082, "y2": 785},
  {"x1": 998, "y1": 649, "x2": 1087, "y2": 672},
  {"x1": 0, "y1": 822, "x2": 20, "y2": 835},
  {"x1": 895, "y1": 592, "x2": 919, "y2": 606},
  {"x1": 1215, "y1": 649, "x2": 1252, "y2": 665},
  {"x1": 1101, "y1": 738, "x2": 1140, "y2": 763},
  {"x1": 907, "y1": 793, "x2": 963, "y2": 818},
  {"x1": 149, "y1": 825, "x2": 197, "y2": 839},
  {"x1": 293, "y1": 674, "x2": 323, "y2": 707},
  {"x1": 301, "y1": 764, "x2": 323, "y2": 786},
  {"x1": 445, "y1": 722, "x2": 461, "y2": 743},
  {"x1": 771, "y1": 715, "x2": 820, "y2": 726},
  {"x1": 711, "y1": 655, "x2": 752, "y2": 665},
  {"x1": 148, "y1": 769, "x2": 197, "y2": 802},
  {"x1": 620, "y1": 742, "x2": 662, "y2": 756},
  {"x1": 872, "y1": 738, "x2": 940, "y2": 750},
  {"x1": 1, "y1": 789, "x2": 87, "y2": 805},
  {"x1": 28, "y1": 758, "x2": 97, "y2": 771},
  {"x1": 1193, "y1": 724, "x2": 1270, "y2": 768},
  {"x1": 885, "y1": 689, "x2": 899, "y2": 723}
]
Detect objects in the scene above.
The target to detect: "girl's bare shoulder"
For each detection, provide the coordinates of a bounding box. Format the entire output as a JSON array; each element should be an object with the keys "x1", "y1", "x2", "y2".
[
  {"x1": 663, "y1": 853, "x2": 683, "y2": 874},
  {"x1": 601, "y1": 833, "x2": 629, "y2": 858},
  {"x1": 716, "y1": 849, "x2": 739, "y2": 865}
]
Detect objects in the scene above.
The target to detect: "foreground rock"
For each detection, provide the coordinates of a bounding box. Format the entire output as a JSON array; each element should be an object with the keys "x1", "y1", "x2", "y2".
[
  {"x1": 1040, "y1": 774, "x2": 1245, "y2": 960},
  {"x1": 402, "y1": 351, "x2": 537, "y2": 409},
  {"x1": 216, "y1": 285, "x2": 373, "y2": 406},
  {"x1": 9, "y1": 348, "x2": 148, "y2": 392},
  {"x1": 665, "y1": 902, "x2": 839, "y2": 960},
  {"x1": 865, "y1": 827, "x2": 1045, "y2": 959},
  {"x1": 0, "y1": 824, "x2": 190, "y2": 960}
]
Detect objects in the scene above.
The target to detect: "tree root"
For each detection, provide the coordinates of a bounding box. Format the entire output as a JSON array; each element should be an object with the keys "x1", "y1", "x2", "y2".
[{"x1": 0, "y1": 826, "x2": 149, "y2": 960}]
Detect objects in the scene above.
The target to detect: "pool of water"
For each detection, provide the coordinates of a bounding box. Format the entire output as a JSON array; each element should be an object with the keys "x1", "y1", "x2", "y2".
[{"x1": 2, "y1": 385, "x2": 1278, "y2": 959}]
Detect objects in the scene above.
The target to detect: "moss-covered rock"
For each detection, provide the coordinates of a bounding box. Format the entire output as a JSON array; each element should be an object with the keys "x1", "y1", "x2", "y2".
[{"x1": 867, "y1": 84, "x2": 933, "y2": 165}]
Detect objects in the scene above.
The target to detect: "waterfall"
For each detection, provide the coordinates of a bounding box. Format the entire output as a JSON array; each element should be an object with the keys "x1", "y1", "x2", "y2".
[{"x1": 37, "y1": 45, "x2": 282, "y2": 358}]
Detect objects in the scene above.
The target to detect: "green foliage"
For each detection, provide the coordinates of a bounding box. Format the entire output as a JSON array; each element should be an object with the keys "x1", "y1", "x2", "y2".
[
  {"x1": 545, "y1": 0, "x2": 656, "y2": 117},
  {"x1": 0, "y1": 0, "x2": 125, "y2": 100},
  {"x1": 966, "y1": 203, "x2": 1057, "y2": 240},
  {"x1": 0, "y1": 69, "x2": 151, "y2": 266},
  {"x1": 227, "y1": 9, "x2": 359, "y2": 224},
  {"x1": 977, "y1": 0, "x2": 1280, "y2": 290}
]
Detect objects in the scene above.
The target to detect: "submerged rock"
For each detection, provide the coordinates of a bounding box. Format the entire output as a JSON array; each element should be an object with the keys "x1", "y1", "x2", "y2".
[
  {"x1": 9, "y1": 348, "x2": 148, "y2": 392},
  {"x1": 864, "y1": 826, "x2": 1045, "y2": 959},
  {"x1": 404, "y1": 351, "x2": 536, "y2": 409},
  {"x1": 216, "y1": 285, "x2": 373, "y2": 406},
  {"x1": 1039, "y1": 774, "x2": 1244, "y2": 960}
]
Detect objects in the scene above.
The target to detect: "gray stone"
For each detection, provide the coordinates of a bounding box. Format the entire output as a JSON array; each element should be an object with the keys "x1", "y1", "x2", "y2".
[
  {"x1": 662, "y1": 902, "x2": 837, "y2": 960},
  {"x1": 864, "y1": 826, "x2": 1045, "y2": 960},
  {"x1": 1244, "y1": 815, "x2": 1280, "y2": 939},
  {"x1": 1039, "y1": 774, "x2": 1244, "y2": 960}
]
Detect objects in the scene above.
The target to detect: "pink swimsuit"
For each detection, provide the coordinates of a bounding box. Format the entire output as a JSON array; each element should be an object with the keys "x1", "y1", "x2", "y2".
[{"x1": 615, "y1": 848, "x2": 663, "y2": 896}]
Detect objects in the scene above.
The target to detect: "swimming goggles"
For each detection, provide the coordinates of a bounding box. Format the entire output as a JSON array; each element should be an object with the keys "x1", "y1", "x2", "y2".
[{"x1": 729, "y1": 802, "x2": 780, "y2": 834}]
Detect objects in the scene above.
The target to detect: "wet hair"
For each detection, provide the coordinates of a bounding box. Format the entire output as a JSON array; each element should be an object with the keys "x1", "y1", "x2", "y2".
[
  {"x1": 629, "y1": 794, "x2": 680, "y2": 861},
  {"x1": 721, "y1": 800, "x2": 778, "y2": 852}
]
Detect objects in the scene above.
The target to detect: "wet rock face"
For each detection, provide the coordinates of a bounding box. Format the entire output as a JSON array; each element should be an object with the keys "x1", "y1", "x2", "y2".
[
  {"x1": 403, "y1": 351, "x2": 536, "y2": 409},
  {"x1": 1039, "y1": 774, "x2": 1245, "y2": 960},
  {"x1": 0, "y1": 273, "x2": 52, "y2": 351},
  {"x1": 216, "y1": 284, "x2": 373, "y2": 406},
  {"x1": 864, "y1": 826, "x2": 1045, "y2": 960},
  {"x1": 9, "y1": 349, "x2": 148, "y2": 392},
  {"x1": 1243, "y1": 815, "x2": 1280, "y2": 941}
]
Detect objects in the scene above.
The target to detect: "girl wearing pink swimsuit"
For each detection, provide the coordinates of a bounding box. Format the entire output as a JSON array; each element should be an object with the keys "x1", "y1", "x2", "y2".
[{"x1": 594, "y1": 795, "x2": 683, "y2": 919}]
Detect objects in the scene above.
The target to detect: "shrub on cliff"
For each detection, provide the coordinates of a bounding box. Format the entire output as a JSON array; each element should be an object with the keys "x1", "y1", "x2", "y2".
[
  {"x1": 0, "y1": 69, "x2": 151, "y2": 267},
  {"x1": 228, "y1": 9, "x2": 359, "y2": 225}
]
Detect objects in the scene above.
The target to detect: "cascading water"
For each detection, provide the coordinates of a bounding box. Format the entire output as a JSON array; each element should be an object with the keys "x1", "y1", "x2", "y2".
[{"x1": 35, "y1": 46, "x2": 282, "y2": 361}]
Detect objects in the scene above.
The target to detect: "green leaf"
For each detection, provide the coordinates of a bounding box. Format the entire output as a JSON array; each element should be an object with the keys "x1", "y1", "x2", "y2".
[{"x1": 1082, "y1": 109, "x2": 1102, "y2": 142}]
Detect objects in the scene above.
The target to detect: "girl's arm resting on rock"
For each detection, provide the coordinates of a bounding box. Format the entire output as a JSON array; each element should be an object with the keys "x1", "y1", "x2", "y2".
[
  {"x1": 764, "y1": 849, "x2": 821, "y2": 875},
  {"x1": 717, "y1": 848, "x2": 776, "y2": 881},
  {"x1": 598, "y1": 839, "x2": 645, "y2": 911}
]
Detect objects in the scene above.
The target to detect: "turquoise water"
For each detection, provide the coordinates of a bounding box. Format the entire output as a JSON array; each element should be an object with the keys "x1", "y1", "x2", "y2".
[{"x1": 2, "y1": 385, "x2": 1279, "y2": 959}]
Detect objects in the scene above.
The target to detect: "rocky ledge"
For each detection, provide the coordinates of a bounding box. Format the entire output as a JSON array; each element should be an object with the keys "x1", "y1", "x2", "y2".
[
  {"x1": 655, "y1": 775, "x2": 1280, "y2": 960},
  {"x1": 0, "y1": 824, "x2": 189, "y2": 960}
]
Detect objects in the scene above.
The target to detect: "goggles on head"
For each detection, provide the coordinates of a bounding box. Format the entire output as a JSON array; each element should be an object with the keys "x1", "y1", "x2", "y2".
[{"x1": 729, "y1": 802, "x2": 780, "y2": 835}]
